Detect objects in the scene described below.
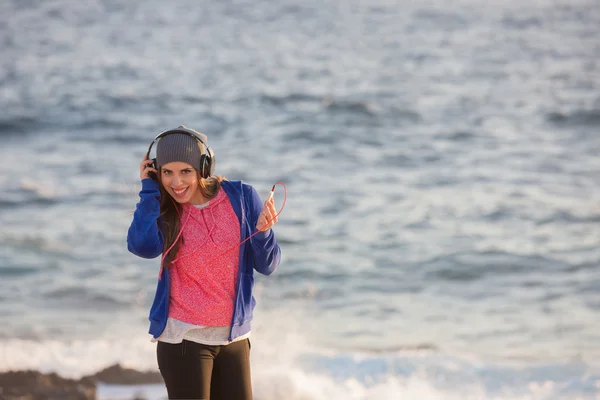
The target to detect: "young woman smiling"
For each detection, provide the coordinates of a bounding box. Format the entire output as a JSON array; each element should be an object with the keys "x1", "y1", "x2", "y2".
[{"x1": 127, "y1": 126, "x2": 281, "y2": 400}]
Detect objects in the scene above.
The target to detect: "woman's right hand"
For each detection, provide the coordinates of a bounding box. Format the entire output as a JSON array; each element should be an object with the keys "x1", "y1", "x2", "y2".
[{"x1": 140, "y1": 158, "x2": 158, "y2": 180}]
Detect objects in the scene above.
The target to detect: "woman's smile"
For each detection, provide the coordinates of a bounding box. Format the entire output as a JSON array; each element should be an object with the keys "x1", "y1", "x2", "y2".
[{"x1": 172, "y1": 187, "x2": 189, "y2": 197}]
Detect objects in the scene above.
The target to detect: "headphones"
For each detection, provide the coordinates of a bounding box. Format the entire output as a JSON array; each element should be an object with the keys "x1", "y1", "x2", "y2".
[{"x1": 146, "y1": 126, "x2": 215, "y2": 179}]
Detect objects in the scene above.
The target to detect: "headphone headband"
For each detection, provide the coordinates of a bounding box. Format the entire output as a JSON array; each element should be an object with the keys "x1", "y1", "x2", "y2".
[{"x1": 147, "y1": 127, "x2": 209, "y2": 154}]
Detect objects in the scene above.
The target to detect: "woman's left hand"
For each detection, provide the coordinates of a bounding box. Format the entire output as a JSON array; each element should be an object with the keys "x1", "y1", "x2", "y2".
[{"x1": 256, "y1": 197, "x2": 278, "y2": 232}]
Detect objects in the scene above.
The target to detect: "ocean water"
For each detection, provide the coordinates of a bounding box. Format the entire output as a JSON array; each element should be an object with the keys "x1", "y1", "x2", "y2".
[{"x1": 1, "y1": 0, "x2": 600, "y2": 398}]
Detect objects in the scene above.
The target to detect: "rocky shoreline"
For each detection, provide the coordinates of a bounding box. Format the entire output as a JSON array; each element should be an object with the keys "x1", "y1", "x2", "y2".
[{"x1": 0, "y1": 364, "x2": 163, "y2": 400}]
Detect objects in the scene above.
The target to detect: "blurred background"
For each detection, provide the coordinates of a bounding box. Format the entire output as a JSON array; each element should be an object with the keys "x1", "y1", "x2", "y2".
[{"x1": 1, "y1": 0, "x2": 599, "y2": 399}]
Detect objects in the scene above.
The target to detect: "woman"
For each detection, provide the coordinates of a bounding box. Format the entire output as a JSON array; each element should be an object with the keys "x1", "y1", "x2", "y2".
[{"x1": 127, "y1": 125, "x2": 281, "y2": 399}]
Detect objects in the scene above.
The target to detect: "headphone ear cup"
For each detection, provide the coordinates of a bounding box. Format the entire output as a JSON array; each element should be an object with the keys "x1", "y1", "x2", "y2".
[
  {"x1": 205, "y1": 147, "x2": 214, "y2": 177},
  {"x1": 199, "y1": 146, "x2": 214, "y2": 178},
  {"x1": 199, "y1": 154, "x2": 208, "y2": 178},
  {"x1": 149, "y1": 158, "x2": 158, "y2": 180}
]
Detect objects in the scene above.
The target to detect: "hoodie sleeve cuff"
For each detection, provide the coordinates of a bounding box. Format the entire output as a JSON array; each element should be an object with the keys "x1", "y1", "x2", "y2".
[{"x1": 141, "y1": 178, "x2": 160, "y2": 191}]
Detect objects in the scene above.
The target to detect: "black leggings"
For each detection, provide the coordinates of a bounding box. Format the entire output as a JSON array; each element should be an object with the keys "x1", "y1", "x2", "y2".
[{"x1": 157, "y1": 339, "x2": 252, "y2": 400}]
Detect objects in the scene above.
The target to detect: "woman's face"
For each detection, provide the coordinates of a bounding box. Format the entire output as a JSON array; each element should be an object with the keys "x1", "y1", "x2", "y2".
[{"x1": 160, "y1": 161, "x2": 205, "y2": 204}]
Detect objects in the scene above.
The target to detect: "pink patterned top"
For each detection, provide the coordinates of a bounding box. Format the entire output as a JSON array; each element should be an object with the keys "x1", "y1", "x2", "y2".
[{"x1": 168, "y1": 187, "x2": 241, "y2": 327}]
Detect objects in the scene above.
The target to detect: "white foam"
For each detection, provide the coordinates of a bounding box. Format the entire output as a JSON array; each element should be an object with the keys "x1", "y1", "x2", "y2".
[
  {"x1": 94, "y1": 368, "x2": 557, "y2": 400},
  {"x1": 0, "y1": 334, "x2": 590, "y2": 400},
  {"x1": 0, "y1": 335, "x2": 157, "y2": 379},
  {"x1": 0, "y1": 302, "x2": 594, "y2": 400}
]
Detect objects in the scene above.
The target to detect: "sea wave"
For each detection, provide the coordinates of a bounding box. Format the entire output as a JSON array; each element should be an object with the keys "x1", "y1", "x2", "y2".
[{"x1": 547, "y1": 109, "x2": 600, "y2": 127}]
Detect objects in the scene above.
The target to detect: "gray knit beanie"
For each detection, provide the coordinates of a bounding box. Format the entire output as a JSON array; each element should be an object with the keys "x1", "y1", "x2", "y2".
[{"x1": 156, "y1": 131, "x2": 207, "y2": 170}]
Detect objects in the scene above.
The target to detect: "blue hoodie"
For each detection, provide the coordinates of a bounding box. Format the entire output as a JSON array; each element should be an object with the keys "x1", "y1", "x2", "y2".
[{"x1": 127, "y1": 178, "x2": 281, "y2": 341}]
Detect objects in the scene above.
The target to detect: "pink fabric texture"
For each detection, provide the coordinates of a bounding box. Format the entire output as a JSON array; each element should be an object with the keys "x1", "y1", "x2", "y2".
[{"x1": 168, "y1": 188, "x2": 241, "y2": 326}]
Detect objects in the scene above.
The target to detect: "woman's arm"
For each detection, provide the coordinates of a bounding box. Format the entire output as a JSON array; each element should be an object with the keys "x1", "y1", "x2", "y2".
[{"x1": 127, "y1": 178, "x2": 164, "y2": 259}]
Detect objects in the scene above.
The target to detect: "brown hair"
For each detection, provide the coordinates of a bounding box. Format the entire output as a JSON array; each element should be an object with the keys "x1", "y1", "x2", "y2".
[{"x1": 158, "y1": 169, "x2": 225, "y2": 267}]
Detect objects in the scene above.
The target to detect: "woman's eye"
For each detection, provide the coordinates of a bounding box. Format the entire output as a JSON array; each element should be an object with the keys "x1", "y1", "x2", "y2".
[
  {"x1": 182, "y1": 169, "x2": 191, "y2": 174},
  {"x1": 163, "y1": 170, "x2": 171, "y2": 175}
]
